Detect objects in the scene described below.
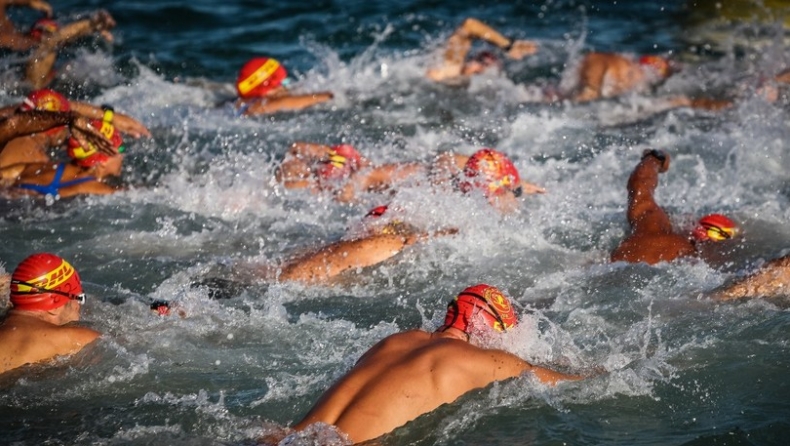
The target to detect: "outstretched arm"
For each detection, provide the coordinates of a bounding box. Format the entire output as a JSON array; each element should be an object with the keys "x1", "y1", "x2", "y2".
[
  {"x1": 427, "y1": 17, "x2": 537, "y2": 81},
  {"x1": 625, "y1": 149, "x2": 673, "y2": 234},
  {"x1": 69, "y1": 102, "x2": 151, "y2": 138},
  {"x1": 279, "y1": 233, "x2": 415, "y2": 284},
  {"x1": 710, "y1": 255, "x2": 790, "y2": 301},
  {"x1": 334, "y1": 162, "x2": 425, "y2": 203},
  {"x1": 240, "y1": 92, "x2": 333, "y2": 116}
]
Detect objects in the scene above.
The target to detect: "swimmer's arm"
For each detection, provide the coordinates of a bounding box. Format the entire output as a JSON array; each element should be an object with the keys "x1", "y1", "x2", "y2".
[
  {"x1": 661, "y1": 95, "x2": 733, "y2": 112},
  {"x1": 625, "y1": 150, "x2": 672, "y2": 232},
  {"x1": 0, "y1": 110, "x2": 75, "y2": 146},
  {"x1": 775, "y1": 69, "x2": 790, "y2": 84},
  {"x1": 334, "y1": 162, "x2": 425, "y2": 203},
  {"x1": 241, "y1": 92, "x2": 334, "y2": 115},
  {"x1": 69, "y1": 102, "x2": 151, "y2": 138},
  {"x1": 709, "y1": 255, "x2": 790, "y2": 301},
  {"x1": 36, "y1": 9, "x2": 114, "y2": 51},
  {"x1": 287, "y1": 141, "x2": 332, "y2": 159},
  {"x1": 470, "y1": 349, "x2": 583, "y2": 387},
  {"x1": 457, "y1": 18, "x2": 537, "y2": 59},
  {"x1": 279, "y1": 233, "x2": 412, "y2": 284},
  {"x1": 520, "y1": 180, "x2": 546, "y2": 195}
]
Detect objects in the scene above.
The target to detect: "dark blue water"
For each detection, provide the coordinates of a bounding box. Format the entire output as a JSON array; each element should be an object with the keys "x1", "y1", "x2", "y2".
[{"x1": 2, "y1": 1, "x2": 790, "y2": 445}]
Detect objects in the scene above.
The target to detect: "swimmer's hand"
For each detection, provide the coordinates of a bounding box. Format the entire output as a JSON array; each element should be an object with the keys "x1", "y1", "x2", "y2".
[
  {"x1": 641, "y1": 149, "x2": 670, "y2": 173},
  {"x1": 519, "y1": 180, "x2": 546, "y2": 195},
  {"x1": 69, "y1": 114, "x2": 114, "y2": 156},
  {"x1": 505, "y1": 40, "x2": 538, "y2": 60},
  {"x1": 90, "y1": 10, "x2": 116, "y2": 43}
]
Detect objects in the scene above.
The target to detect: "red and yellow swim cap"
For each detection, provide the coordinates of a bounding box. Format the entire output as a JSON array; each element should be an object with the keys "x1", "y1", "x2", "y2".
[
  {"x1": 639, "y1": 55, "x2": 672, "y2": 79},
  {"x1": 19, "y1": 89, "x2": 70, "y2": 112},
  {"x1": 692, "y1": 213, "x2": 738, "y2": 242},
  {"x1": 458, "y1": 149, "x2": 521, "y2": 197},
  {"x1": 29, "y1": 18, "x2": 59, "y2": 41},
  {"x1": 67, "y1": 109, "x2": 125, "y2": 168},
  {"x1": 236, "y1": 57, "x2": 289, "y2": 99},
  {"x1": 10, "y1": 253, "x2": 83, "y2": 312},
  {"x1": 316, "y1": 144, "x2": 364, "y2": 180},
  {"x1": 443, "y1": 284, "x2": 517, "y2": 335}
]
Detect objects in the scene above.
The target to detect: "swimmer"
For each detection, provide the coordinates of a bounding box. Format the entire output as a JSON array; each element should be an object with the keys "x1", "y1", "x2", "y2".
[
  {"x1": 0, "y1": 252, "x2": 100, "y2": 374},
  {"x1": 277, "y1": 142, "x2": 545, "y2": 204},
  {"x1": 0, "y1": 89, "x2": 149, "y2": 168},
  {"x1": 260, "y1": 284, "x2": 583, "y2": 445},
  {"x1": 277, "y1": 149, "x2": 530, "y2": 284},
  {"x1": 275, "y1": 142, "x2": 372, "y2": 192},
  {"x1": 0, "y1": 99, "x2": 114, "y2": 167},
  {"x1": 426, "y1": 17, "x2": 538, "y2": 83},
  {"x1": 234, "y1": 57, "x2": 333, "y2": 115},
  {"x1": 24, "y1": 9, "x2": 116, "y2": 88},
  {"x1": 556, "y1": 52, "x2": 675, "y2": 103},
  {"x1": 1, "y1": 110, "x2": 127, "y2": 198},
  {"x1": 611, "y1": 149, "x2": 738, "y2": 264}
]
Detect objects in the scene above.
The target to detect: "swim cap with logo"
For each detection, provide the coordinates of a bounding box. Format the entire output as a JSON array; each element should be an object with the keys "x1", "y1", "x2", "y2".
[
  {"x1": 692, "y1": 213, "x2": 738, "y2": 242},
  {"x1": 363, "y1": 204, "x2": 414, "y2": 236},
  {"x1": 67, "y1": 108, "x2": 125, "y2": 168},
  {"x1": 236, "y1": 57, "x2": 289, "y2": 99},
  {"x1": 315, "y1": 144, "x2": 364, "y2": 181},
  {"x1": 458, "y1": 149, "x2": 522, "y2": 197},
  {"x1": 443, "y1": 284, "x2": 517, "y2": 335},
  {"x1": 10, "y1": 253, "x2": 83, "y2": 312},
  {"x1": 29, "y1": 18, "x2": 59, "y2": 41},
  {"x1": 19, "y1": 89, "x2": 70, "y2": 112}
]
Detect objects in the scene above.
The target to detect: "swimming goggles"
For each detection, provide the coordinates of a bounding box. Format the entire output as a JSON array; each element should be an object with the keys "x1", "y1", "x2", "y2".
[{"x1": 10, "y1": 279, "x2": 86, "y2": 305}]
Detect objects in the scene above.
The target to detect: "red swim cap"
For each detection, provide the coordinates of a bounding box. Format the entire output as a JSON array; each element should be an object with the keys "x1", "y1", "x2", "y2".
[
  {"x1": 29, "y1": 18, "x2": 59, "y2": 41},
  {"x1": 443, "y1": 284, "x2": 517, "y2": 335},
  {"x1": 639, "y1": 55, "x2": 671, "y2": 78},
  {"x1": 692, "y1": 213, "x2": 738, "y2": 242},
  {"x1": 315, "y1": 144, "x2": 364, "y2": 181},
  {"x1": 19, "y1": 89, "x2": 70, "y2": 112},
  {"x1": 236, "y1": 57, "x2": 289, "y2": 98},
  {"x1": 10, "y1": 253, "x2": 83, "y2": 312},
  {"x1": 67, "y1": 111, "x2": 125, "y2": 168},
  {"x1": 458, "y1": 149, "x2": 521, "y2": 197}
]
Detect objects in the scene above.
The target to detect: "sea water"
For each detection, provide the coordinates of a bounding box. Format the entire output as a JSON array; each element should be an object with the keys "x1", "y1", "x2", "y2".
[{"x1": 1, "y1": 1, "x2": 789, "y2": 445}]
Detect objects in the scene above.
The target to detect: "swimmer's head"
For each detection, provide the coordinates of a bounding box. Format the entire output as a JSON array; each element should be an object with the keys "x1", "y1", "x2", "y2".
[
  {"x1": 67, "y1": 109, "x2": 125, "y2": 168},
  {"x1": 315, "y1": 144, "x2": 364, "y2": 181},
  {"x1": 692, "y1": 213, "x2": 738, "y2": 242},
  {"x1": 10, "y1": 253, "x2": 84, "y2": 312},
  {"x1": 19, "y1": 89, "x2": 70, "y2": 112},
  {"x1": 29, "y1": 18, "x2": 59, "y2": 41},
  {"x1": 236, "y1": 57, "x2": 289, "y2": 99},
  {"x1": 442, "y1": 284, "x2": 517, "y2": 336},
  {"x1": 458, "y1": 149, "x2": 522, "y2": 197},
  {"x1": 639, "y1": 55, "x2": 672, "y2": 79}
]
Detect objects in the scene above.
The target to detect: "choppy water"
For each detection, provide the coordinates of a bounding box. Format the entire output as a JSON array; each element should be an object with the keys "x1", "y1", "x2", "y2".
[{"x1": 1, "y1": 1, "x2": 790, "y2": 445}]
